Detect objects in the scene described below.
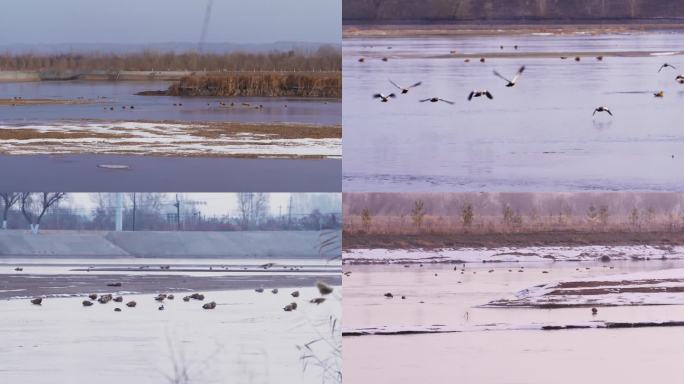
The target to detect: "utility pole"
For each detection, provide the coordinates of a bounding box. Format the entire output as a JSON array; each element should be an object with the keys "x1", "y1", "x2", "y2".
[
  {"x1": 131, "y1": 192, "x2": 136, "y2": 231},
  {"x1": 287, "y1": 195, "x2": 293, "y2": 226},
  {"x1": 115, "y1": 193, "x2": 123, "y2": 231},
  {"x1": 174, "y1": 194, "x2": 181, "y2": 231},
  {"x1": 198, "y1": 0, "x2": 214, "y2": 52}
]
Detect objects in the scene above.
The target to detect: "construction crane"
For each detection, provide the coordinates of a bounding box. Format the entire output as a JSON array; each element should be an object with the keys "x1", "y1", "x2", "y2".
[{"x1": 198, "y1": 0, "x2": 214, "y2": 53}]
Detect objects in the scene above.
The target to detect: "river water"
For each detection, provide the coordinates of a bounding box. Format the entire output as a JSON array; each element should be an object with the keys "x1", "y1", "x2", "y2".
[
  {"x1": 343, "y1": 32, "x2": 684, "y2": 191},
  {"x1": 343, "y1": 258, "x2": 684, "y2": 384},
  {"x1": 0, "y1": 81, "x2": 341, "y2": 125}
]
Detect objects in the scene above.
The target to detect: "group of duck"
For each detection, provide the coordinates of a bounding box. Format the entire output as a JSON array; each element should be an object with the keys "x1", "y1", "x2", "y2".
[
  {"x1": 28, "y1": 280, "x2": 335, "y2": 313},
  {"x1": 254, "y1": 280, "x2": 334, "y2": 311},
  {"x1": 367, "y1": 46, "x2": 684, "y2": 118}
]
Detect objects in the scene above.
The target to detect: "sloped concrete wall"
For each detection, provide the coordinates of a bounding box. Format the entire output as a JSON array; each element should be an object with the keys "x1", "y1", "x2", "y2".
[
  {"x1": 343, "y1": 0, "x2": 684, "y2": 22},
  {"x1": 0, "y1": 230, "x2": 341, "y2": 258},
  {"x1": 0, "y1": 231, "x2": 129, "y2": 257}
]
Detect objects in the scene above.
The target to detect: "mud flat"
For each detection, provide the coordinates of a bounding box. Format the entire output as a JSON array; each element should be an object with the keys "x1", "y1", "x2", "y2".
[{"x1": 486, "y1": 268, "x2": 684, "y2": 308}]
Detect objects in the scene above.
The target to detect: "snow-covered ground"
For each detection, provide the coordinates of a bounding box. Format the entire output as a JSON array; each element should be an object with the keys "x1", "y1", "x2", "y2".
[
  {"x1": 343, "y1": 245, "x2": 684, "y2": 264},
  {"x1": 0, "y1": 286, "x2": 341, "y2": 384},
  {"x1": 0, "y1": 121, "x2": 341, "y2": 158}
]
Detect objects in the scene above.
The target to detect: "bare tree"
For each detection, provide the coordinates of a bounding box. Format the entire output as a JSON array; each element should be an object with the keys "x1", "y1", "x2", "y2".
[
  {"x1": 0, "y1": 192, "x2": 20, "y2": 229},
  {"x1": 237, "y1": 193, "x2": 270, "y2": 229},
  {"x1": 361, "y1": 208, "x2": 372, "y2": 232},
  {"x1": 411, "y1": 200, "x2": 425, "y2": 229},
  {"x1": 20, "y1": 193, "x2": 66, "y2": 234}
]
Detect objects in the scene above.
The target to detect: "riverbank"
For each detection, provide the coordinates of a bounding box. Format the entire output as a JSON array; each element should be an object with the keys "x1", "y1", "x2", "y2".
[
  {"x1": 343, "y1": 22, "x2": 684, "y2": 38},
  {"x1": 343, "y1": 231, "x2": 684, "y2": 250}
]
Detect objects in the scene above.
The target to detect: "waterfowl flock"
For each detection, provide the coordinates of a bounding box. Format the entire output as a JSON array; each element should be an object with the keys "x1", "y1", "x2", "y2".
[
  {"x1": 27, "y1": 281, "x2": 335, "y2": 313},
  {"x1": 364, "y1": 45, "x2": 683, "y2": 118}
]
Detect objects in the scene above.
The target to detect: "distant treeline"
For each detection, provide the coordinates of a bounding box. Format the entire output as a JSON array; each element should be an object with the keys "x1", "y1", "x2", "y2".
[
  {"x1": 344, "y1": 192, "x2": 684, "y2": 235},
  {"x1": 0, "y1": 46, "x2": 341, "y2": 72},
  {"x1": 343, "y1": 0, "x2": 684, "y2": 22},
  {"x1": 165, "y1": 72, "x2": 342, "y2": 98}
]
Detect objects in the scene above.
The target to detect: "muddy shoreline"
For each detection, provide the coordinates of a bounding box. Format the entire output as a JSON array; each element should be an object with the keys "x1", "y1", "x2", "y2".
[
  {"x1": 343, "y1": 231, "x2": 684, "y2": 250},
  {"x1": 343, "y1": 22, "x2": 684, "y2": 38},
  {"x1": 0, "y1": 272, "x2": 342, "y2": 300}
]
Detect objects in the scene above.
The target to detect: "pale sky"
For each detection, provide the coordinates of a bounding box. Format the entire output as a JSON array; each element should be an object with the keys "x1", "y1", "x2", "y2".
[
  {"x1": 0, "y1": 0, "x2": 340, "y2": 45},
  {"x1": 62, "y1": 193, "x2": 341, "y2": 218}
]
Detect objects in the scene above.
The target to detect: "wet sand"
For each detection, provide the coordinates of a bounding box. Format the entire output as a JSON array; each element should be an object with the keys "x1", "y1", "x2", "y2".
[
  {"x1": 0, "y1": 272, "x2": 341, "y2": 300},
  {"x1": 0, "y1": 154, "x2": 341, "y2": 191}
]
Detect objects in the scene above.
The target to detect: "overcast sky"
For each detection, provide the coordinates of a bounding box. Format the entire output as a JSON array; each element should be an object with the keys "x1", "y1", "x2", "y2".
[
  {"x1": 0, "y1": 0, "x2": 340, "y2": 45},
  {"x1": 62, "y1": 193, "x2": 341, "y2": 218}
]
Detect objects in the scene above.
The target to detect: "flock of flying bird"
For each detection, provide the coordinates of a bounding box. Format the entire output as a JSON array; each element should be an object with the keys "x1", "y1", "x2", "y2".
[
  {"x1": 373, "y1": 66, "x2": 523, "y2": 105},
  {"x1": 370, "y1": 51, "x2": 684, "y2": 118}
]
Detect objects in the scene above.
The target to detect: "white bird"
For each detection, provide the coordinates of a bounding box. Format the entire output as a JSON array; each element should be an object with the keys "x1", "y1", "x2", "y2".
[
  {"x1": 373, "y1": 93, "x2": 396, "y2": 102},
  {"x1": 676, "y1": 75, "x2": 684, "y2": 84},
  {"x1": 493, "y1": 65, "x2": 525, "y2": 87},
  {"x1": 419, "y1": 97, "x2": 455, "y2": 104},
  {"x1": 389, "y1": 79, "x2": 422, "y2": 94},
  {"x1": 467, "y1": 90, "x2": 493, "y2": 101},
  {"x1": 593, "y1": 106, "x2": 613, "y2": 117}
]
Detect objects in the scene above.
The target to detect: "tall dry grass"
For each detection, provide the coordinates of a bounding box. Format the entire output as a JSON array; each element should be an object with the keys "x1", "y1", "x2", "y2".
[
  {"x1": 0, "y1": 47, "x2": 341, "y2": 72},
  {"x1": 344, "y1": 212, "x2": 684, "y2": 235},
  {"x1": 168, "y1": 72, "x2": 341, "y2": 98}
]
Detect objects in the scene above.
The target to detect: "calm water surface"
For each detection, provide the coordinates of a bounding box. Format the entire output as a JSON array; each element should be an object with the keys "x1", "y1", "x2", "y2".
[
  {"x1": 0, "y1": 81, "x2": 341, "y2": 125},
  {"x1": 343, "y1": 32, "x2": 684, "y2": 191},
  {"x1": 344, "y1": 259, "x2": 684, "y2": 384}
]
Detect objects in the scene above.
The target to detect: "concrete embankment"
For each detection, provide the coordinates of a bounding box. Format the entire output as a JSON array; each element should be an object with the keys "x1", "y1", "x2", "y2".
[{"x1": 0, "y1": 230, "x2": 340, "y2": 258}]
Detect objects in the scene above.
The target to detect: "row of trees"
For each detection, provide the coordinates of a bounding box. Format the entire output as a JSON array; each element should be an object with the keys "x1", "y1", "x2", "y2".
[
  {"x1": 0, "y1": 46, "x2": 341, "y2": 72},
  {"x1": 0, "y1": 193, "x2": 340, "y2": 234},
  {"x1": 349, "y1": 199, "x2": 684, "y2": 234},
  {"x1": 1, "y1": 193, "x2": 66, "y2": 234}
]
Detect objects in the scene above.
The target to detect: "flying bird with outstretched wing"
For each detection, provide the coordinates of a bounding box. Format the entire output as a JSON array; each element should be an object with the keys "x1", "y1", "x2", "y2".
[
  {"x1": 468, "y1": 90, "x2": 493, "y2": 101},
  {"x1": 389, "y1": 79, "x2": 422, "y2": 94},
  {"x1": 419, "y1": 97, "x2": 455, "y2": 105},
  {"x1": 373, "y1": 93, "x2": 397, "y2": 102},
  {"x1": 593, "y1": 106, "x2": 613, "y2": 117},
  {"x1": 659, "y1": 63, "x2": 677, "y2": 72},
  {"x1": 492, "y1": 65, "x2": 525, "y2": 87}
]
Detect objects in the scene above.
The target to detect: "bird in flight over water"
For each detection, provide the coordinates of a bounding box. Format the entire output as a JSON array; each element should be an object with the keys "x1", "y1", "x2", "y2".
[
  {"x1": 593, "y1": 106, "x2": 613, "y2": 117},
  {"x1": 373, "y1": 93, "x2": 397, "y2": 102},
  {"x1": 659, "y1": 63, "x2": 677, "y2": 72},
  {"x1": 389, "y1": 79, "x2": 422, "y2": 94},
  {"x1": 492, "y1": 66, "x2": 525, "y2": 87},
  {"x1": 468, "y1": 90, "x2": 494, "y2": 101},
  {"x1": 419, "y1": 97, "x2": 455, "y2": 104}
]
